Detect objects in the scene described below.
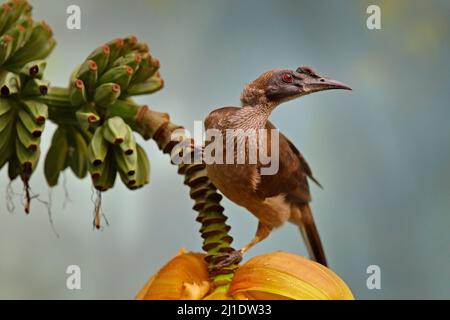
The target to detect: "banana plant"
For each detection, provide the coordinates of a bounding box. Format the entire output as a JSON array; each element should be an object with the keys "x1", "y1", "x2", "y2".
[{"x1": 0, "y1": 0, "x2": 238, "y2": 291}]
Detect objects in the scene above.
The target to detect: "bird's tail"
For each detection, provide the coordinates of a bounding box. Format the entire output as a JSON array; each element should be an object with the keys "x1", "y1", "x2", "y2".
[{"x1": 297, "y1": 204, "x2": 327, "y2": 266}]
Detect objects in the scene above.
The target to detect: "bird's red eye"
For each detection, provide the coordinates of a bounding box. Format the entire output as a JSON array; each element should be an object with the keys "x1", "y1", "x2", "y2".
[{"x1": 282, "y1": 73, "x2": 293, "y2": 83}]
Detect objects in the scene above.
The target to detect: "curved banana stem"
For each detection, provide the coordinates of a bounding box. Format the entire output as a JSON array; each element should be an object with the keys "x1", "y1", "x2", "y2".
[{"x1": 38, "y1": 88, "x2": 239, "y2": 291}]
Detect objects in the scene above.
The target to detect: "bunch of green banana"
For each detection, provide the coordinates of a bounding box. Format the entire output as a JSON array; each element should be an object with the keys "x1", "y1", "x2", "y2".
[
  {"x1": 0, "y1": 98, "x2": 46, "y2": 214},
  {"x1": 67, "y1": 36, "x2": 163, "y2": 129},
  {"x1": 44, "y1": 125, "x2": 91, "y2": 187},
  {"x1": 47, "y1": 35, "x2": 160, "y2": 191},
  {"x1": 0, "y1": 1, "x2": 55, "y2": 212},
  {"x1": 0, "y1": 0, "x2": 54, "y2": 97},
  {"x1": 87, "y1": 116, "x2": 149, "y2": 191},
  {"x1": 84, "y1": 117, "x2": 150, "y2": 191}
]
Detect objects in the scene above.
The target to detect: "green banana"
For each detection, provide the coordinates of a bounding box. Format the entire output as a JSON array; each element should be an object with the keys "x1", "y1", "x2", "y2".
[
  {"x1": 93, "y1": 82, "x2": 121, "y2": 108},
  {"x1": 0, "y1": 101, "x2": 14, "y2": 131},
  {"x1": 0, "y1": 139, "x2": 13, "y2": 169},
  {"x1": 5, "y1": 22, "x2": 27, "y2": 54},
  {"x1": 86, "y1": 44, "x2": 110, "y2": 75},
  {"x1": 77, "y1": 126, "x2": 93, "y2": 144},
  {"x1": 131, "y1": 53, "x2": 159, "y2": 84},
  {"x1": 28, "y1": 37, "x2": 55, "y2": 62},
  {"x1": 76, "y1": 60, "x2": 98, "y2": 96},
  {"x1": 106, "y1": 38, "x2": 124, "y2": 66},
  {"x1": 0, "y1": 1, "x2": 31, "y2": 35},
  {"x1": 66, "y1": 127, "x2": 88, "y2": 178},
  {"x1": 112, "y1": 52, "x2": 141, "y2": 71},
  {"x1": 114, "y1": 145, "x2": 137, "y2": 177},
  {"x1": 44, "y1": 127, "x2": 68, "y2": 186},
  {"x1": 0, "y1": 4, "x2": 9, "y2": 34},
  {"x1": 0, "y1": 70, "x2": 20, "y2": 96},
  {"x1": 117, "y1": 167, "x2": 136, "y2": 188},
  {"x1": 75, "y1": 102, "x2": 100, "y2": 128},
  {"x1": 91, "y1": 151, "x2": 117, "y2": 191},
  {"x1": 0, "y1": 122, "x2": 14, "y2": 153},
  {"x1": 21, "y1": 78, "x2": 49, "y2": 96},
  {"x1": 120, "y1": 124, "x2": 136, "y2": 155},
  {"x1": 89, "y1": 160, "x2": 104, "y2": 181},
  {"x1": 11, "y1": 59, "x2": 46, "y2": 78},
  {"x1": 103, "y1": 117, "x2": 129, "y2": 145},
  {"x1": 21, "y1": 100, "x2": 48, "y2": 124},
  {"x1": 6, "y1": 21, "x2": 54, "y2": 66},
  {"x1": 103, "y1": 116, "x2": 128, "y2": 145},
  {"x1": 17, "y1": 15, "x2": 34, "y2": 45},
  {"x1": 17, "y1": 109, "x2": 44, "y2": 137},
  {"x1": 0, "y1": 34, "x2": 14, "y2": 64},
  {"x1": 132, "y1": 42, "x2": 149, "y2": 54},
  {"x1": 87, "y1": 126, "x2": 108, "y2": 166},
  {"x1": 69, "y1": 79, "x2": 87, "y2": 106},
  {"x1": 132, "y1": 143, "x2": 150, "y2": 189},
  {"x1": 0, "y1": 96, "x2": 13, "y2": 116},
  {"x1": 16, "y1": 119, "x2": 39, "y2": 152},
  {"x1": 97, "y1": 65, "x2": 133, "y2": 90},
  {"x1": 8, "y1": 36, "x2": 55, "y2": 68},
  {"x1": 119, "y1": 35, "x2": 138, "y2": 57},
  {"x1": 15, "y1": 137, "x2": 40, "y2": 178},
  {"x1": 126, "y1": 73, "x2": 163, "y2": 96}
]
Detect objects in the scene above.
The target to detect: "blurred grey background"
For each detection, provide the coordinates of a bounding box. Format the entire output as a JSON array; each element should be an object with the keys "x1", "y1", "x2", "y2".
[{"x1": 1, "y1": 0, "x2": 449, "y2": 299}]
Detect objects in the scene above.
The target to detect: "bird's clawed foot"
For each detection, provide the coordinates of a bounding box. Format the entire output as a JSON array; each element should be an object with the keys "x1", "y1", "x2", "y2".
[{"x1": 213, "y1": 250, "x2": 243, "y2": 268}]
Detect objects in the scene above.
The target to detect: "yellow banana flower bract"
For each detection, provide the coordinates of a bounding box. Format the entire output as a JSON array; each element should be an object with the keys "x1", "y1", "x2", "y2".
[{"x1": 136, "y1": 250, "x2": 354, "y2": 300}]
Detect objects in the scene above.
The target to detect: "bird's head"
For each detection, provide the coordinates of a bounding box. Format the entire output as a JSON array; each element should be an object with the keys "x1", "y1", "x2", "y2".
[{"x1": 241, "y1": 67, "x2": 351, "y2": 107}]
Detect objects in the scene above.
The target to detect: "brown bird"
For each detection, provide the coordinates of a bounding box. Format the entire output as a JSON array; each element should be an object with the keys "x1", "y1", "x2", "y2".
[{"x1": 204, "y1": 66, "x2": 351, "y2": 266}]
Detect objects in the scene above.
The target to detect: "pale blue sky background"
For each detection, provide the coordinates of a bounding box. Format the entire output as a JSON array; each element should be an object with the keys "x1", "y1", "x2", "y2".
[{"x1": 0, "y1": 0, "x2": 449, "y2": 299}]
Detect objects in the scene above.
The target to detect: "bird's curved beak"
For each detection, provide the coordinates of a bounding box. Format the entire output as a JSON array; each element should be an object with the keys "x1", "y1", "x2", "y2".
[{"x1": 301, "y1": 77, "x2": 352, "y2": 94}]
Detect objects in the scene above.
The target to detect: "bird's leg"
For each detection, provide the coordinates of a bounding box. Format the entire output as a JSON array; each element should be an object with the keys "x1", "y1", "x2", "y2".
[
  {"x1": 214, "y1": 222, "x2": 272, "y2": 268},
  {"x1": 239, "y1": 222, "x2": 272, "y2": 254}
]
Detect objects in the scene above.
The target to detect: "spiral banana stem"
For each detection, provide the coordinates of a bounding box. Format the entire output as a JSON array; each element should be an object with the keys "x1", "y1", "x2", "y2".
[{"x1": 134, "y1": 106, "x2": 239, "y2": 290}]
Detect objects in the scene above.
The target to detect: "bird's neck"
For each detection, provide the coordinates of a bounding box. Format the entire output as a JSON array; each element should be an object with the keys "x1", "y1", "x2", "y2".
[
  {"x1": 228, "y1": 84, "x2": 279, "y2": 129},
  {"x1": 229, "y1": 102, "x2": 276, "y2": 130}
]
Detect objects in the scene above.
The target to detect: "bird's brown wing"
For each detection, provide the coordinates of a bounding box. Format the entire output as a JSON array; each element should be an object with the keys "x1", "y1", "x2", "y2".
[
  {"x1": 255, "y1": 121, "x2": 320, "y2": 203},
  {"x1": 256, "y1": 121, "x2": 327, "y2": 266}
]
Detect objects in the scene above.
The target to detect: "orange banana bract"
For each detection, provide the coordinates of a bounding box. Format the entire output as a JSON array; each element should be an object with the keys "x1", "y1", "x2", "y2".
[{"x1": 136, "y1": 249, "x2": 354, "y2": 300}]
